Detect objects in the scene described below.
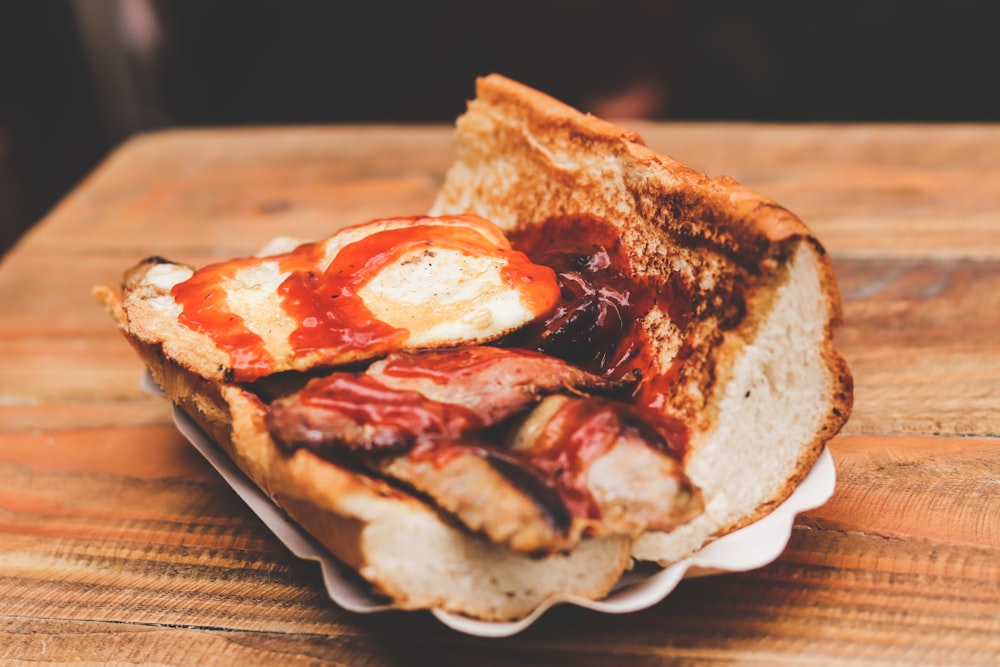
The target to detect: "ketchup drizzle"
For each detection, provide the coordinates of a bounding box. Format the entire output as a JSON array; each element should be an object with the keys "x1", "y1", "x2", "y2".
[
  {"x1": 518, "y1": 397, "x2": 689, "y2": 518},
  {"x1": 254, "y1": 214, "x2": 698, "y2": 524},
  {"x1": 170, "y1": 216, "x2": 558, "y2": 382},
  {"x1": 171, "y1": 257, "x2": 276, "y2": 379}
]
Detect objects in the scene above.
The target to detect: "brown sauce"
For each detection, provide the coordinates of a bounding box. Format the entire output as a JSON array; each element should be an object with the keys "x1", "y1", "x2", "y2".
[
  {"x1": 503, "y1": 216, "x2": 649, "y2": 382},
  {"x1": 504, "y1": 215, "x2": 695, "y2": 405}
]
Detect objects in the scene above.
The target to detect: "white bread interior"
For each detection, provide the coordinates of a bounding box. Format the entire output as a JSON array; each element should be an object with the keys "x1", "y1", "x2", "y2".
[
  {"x1": 633, "y1": 242, "x2": 843, "y2": 561},
  {"x1": 430, "y1": 74, "x2": 852, "y2": 564},
  {"x1": 102, "y1": 319, "x2": 632, "y2": 622},
  {"x1": 95, "y1": 73, "x2": 852, "y2": 620}
]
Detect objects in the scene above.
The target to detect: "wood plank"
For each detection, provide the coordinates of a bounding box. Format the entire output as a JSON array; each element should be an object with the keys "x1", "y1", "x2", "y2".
[
  {"x1": 0, "y1": 616, "x2": 428, "y2": 667},
  {"x1": 807, "y1": 435, "x2": 999, "y2": 548},
  {"x1": 1, "y1": 125, "x2": 997, "y2": 662},
  {"x1": 15, "y1": 127, "x2": 452, "y2": 263},
  {"x1": 635, "y1": 123, "x2": 1000, "y2": 260},
  {"x1": 0, "y1": 426, "x2": 349, "y2": 634},
  {"x1": 9, "y1": 124, "x2": 999, "y2": 270},
  {"x1": 3, "y1": 126, "x2": 998, "y2": 435},
  {"x1": 1, "y1": 430, "x2": 996, "y2": 663},
  {"x1": 0, "y1": 403, "x2": 169, "y2": 434},
  {"x1": 834, "y1": 257, "x2": 1000, "y2": 436},
  {"x1": 2, "y1": 529, "x2": 995, "y2": 667},
  {"x1": 2, "y1": 529, "x2": 995, "y2": 666}
]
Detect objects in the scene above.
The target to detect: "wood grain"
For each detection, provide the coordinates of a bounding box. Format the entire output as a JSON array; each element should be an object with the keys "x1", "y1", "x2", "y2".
[
  {"x1": 1, "y1": 124, "x2": 998, "y2": 664},
  {"x1": 3, "y1": 125, "x2": 999, "y2": 436},
  {"x1": 1, "y1": 429, "x2": 996, "y2": 665},
  {"x1": 635, "y1": 123, "x2": 1000, "y2": 260},
  {"x1": 834, "y1": 257, "x2": 1000, "y2": 436}
]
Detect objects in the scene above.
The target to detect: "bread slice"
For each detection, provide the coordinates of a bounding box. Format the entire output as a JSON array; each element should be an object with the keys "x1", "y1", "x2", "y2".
[
  {"x1": 114, "y1": 215, "x2": 561, "y2": 384},
  {"x1": 96, "y1": 73, "x2": 851, "y2": 621},
  {"x1": 430, "y1": 74, "x2": 853, "y2": 564},
  {"x1": 95, "y1": 288, "x2": 632, "y2": 621}
]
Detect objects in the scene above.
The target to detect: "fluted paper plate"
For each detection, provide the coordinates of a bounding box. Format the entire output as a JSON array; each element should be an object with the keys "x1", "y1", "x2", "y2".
[{"x1": 161, "y1": 373, "x2": 835, "y2": 638}]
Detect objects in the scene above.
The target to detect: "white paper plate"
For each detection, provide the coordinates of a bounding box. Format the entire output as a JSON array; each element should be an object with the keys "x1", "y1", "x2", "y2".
[{"x1": 163, "y1": 392, "x2": 834, "y2": 637}]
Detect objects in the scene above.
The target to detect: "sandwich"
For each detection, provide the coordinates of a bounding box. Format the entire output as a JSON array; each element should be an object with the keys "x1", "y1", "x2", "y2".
[{"x1": 95, "y1": 74, "x2": 852, "y2": 621}]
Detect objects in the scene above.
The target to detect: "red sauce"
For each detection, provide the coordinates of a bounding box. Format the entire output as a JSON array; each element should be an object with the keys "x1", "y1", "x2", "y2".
[
  {"x1": 376, "y1": 345, "x2": 551, "y2": 385},
  {"x1": 513, "y1": 397, "x2": 689, "y2": 518},
  {"x1": 505, "y1": 215, "x2": 695, "y2": 410},
  {"x1": 408, "y1": 439, "x2": 487, "y2": 469},
  {"x1": 499, "y1": 253, "x2": 561, "y2": 316},
  {"x1": 504, "y1": 216, "x2": 653, "y2": 382},
  {"x1": 297, "y1": 373, "x2": 483, "y2": 447},
  {"x1": 172, "y1": 257, "x2": 276, "y2": 379},
  {"x1": 260, "y1": 214, "x2": 697, "y2": 523},
  {"x1": 171, "y1": 215, "x2": 559, "y2": 382}
]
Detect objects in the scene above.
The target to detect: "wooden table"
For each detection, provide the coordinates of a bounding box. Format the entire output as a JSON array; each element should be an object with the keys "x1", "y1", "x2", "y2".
[{"x1": 1, "y1": 123, "x2": 997, "y2": 665}]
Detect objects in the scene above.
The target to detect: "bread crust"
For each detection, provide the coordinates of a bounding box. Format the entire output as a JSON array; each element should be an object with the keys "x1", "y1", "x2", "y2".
[
  {"x1": 96, "y1": 73, "x2": 852, "y2": 618},
  {"x1": 431, "y1": 74, "x2": 853, "y2": 558},
  {"x1": 96, "y1": 284, "x2": 632, "y2": 621}
]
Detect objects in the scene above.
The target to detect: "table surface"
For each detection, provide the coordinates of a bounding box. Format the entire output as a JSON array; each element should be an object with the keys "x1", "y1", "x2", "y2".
[{"x1": 1, "y1": 123, "x2": 997, "y2": 665}]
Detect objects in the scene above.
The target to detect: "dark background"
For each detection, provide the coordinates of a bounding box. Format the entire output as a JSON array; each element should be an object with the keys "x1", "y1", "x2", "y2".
[{"x1": 2, "y1": 0, "x2": 998, "y2": 257}]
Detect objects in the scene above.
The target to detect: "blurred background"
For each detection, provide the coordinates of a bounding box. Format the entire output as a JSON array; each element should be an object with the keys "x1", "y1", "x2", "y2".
[{"x1": 2, "y1": 0, "x2": 998, "y2": 257}]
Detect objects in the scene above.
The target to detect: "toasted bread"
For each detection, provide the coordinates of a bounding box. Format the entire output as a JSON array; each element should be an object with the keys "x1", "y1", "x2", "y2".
[
  {"x1": 104, "y1": 330, "x2": 631, "y2": 621},
  {"x1": 96, "y1": 74, "x2": 851, "y2": 620},
  {"x1": 431, "y1": 74, "x2": 852, "y2": 563},
  {"x1": 113, "y1": 215, "x2": 561, "y2": 384}
]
